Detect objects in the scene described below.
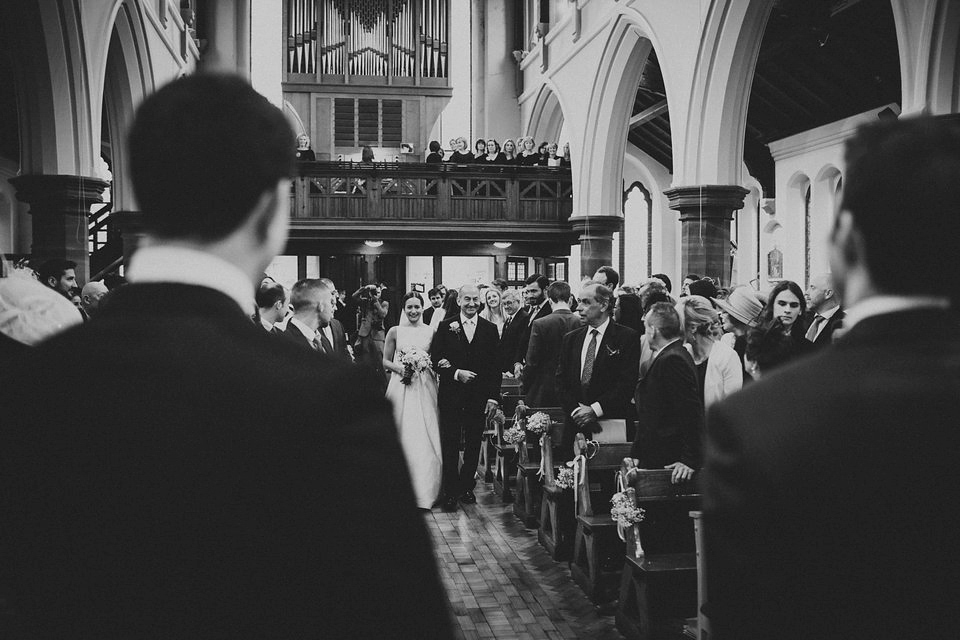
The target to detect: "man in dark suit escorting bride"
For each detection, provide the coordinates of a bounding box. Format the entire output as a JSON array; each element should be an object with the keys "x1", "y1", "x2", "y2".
[{"x1": 431, "y1": 284, "x2": 501, "y2": 512}]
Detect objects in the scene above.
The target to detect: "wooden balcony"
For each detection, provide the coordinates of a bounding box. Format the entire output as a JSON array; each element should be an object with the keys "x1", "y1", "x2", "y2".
[{"x1": 289, "y1": 162, "x2": 576, "y2": 254}]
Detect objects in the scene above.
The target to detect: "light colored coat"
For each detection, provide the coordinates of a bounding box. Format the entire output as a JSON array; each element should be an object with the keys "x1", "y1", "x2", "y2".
[{"x1": 689, "y1": 340, "x2": 743, "y2": 408}]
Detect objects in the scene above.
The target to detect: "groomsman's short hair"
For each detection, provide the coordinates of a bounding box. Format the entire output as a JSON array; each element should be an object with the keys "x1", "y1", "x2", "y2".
[
  {"x1": 255, "y1": 282, "x2": 286, "y2": 308},
  {"x1": 290, "y1": 279, "x2": 329, "y2": 311},
  {"x1": 128, "y1": 74, "x2": 295, "y2": 241},
  {"x1": 546, "y1": 281, "x2": 571, "y2": 303}
]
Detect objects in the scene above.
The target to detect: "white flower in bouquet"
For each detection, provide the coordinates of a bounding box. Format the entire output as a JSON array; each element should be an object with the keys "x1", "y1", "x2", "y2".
[
  {"x1": 399, "y1": 347, "x2": 431, "y2": 372},
  {"x1": 502, "y1": 423, "x2": 525, "y2": 445},
  {"x1": 555, "y1": 467, "x2": 575, "y2": 490},
  {"x1": 525, "y1": 411, "x2": 551, "y2": 435},
  {"x1": 610, "y1": 491, "x2": 645, "y2": 527}
]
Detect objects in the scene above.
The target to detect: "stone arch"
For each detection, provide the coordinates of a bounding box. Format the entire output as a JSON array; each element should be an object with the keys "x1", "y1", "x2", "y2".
[
  {"x1": 678, "y1": 0, "x2": 774, "y2": 186},
  {"x1": 525, "y1": 83, "x2": 565, "y2": 148},
  {"x1": 101, "y1": 0, "x2": 153, "y2": 209},
  {"x1": 577, "y1": 12, "x2": 663, "y2": 220},
  {"x1": 283, "y1": 100, "x2": 307, "y2": 137}
]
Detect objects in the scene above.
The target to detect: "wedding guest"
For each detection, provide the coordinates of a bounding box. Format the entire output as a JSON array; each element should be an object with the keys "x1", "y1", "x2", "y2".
[
  {"x1": 514, "y1": 273, "x2": 552, "y2": 377},
  {"x1": 491, "y1": 278, "x2": 508, "y2": 292},
  {"x1": 592, "y1": 265, "x2": 620, "y2": 291},
  {"x1": 803, "y1": 272, "x2": 844, "y2": 348},
  {"x1": 472, "y1": 138, "x2": 487, "y2": 163},
  {"x1": 0, "y1": 274, "x2": 83, "y2": 359},
  {"x1": 703, "y1": 116, "x2": 960, "y2": 640},
  {"x1": 479, "y1": 286, "x2": 507, "y2": 336},
  {"x1": 0, "y1": 73, "x2": 449, "y2": 639},
  {"x1": 522, "y1": 281, "x2": 581, "y2": 407},
  {"x1": 37, "y1": 258, "x2": 78, "y2": 300},
  {"x1": 425, "y1": 140, "x2": 444, "y2": 163},
  {"x1": 651, "y1": 272, "x2": 673, "y2": 294},
  {"x1": 678, "y1": 295, "x2": 742, "y2": 408},
  {"x1": 519, "y1": 136, "x2": 540, "y2": 166},
  {"x1": 423, "y1": 286, "x2": 444, "y2": 325},
  {"x1": 295, "y1": 134, "x2": 315, "y2": 161},
  {"x1": 354, "y1": 285, "x2": 389, "y2": 391},
  {"x1": 501, "y1": 138, "x2": 519, "y2": 164},
  {"x1": 560, "y1": 142, "x2": 572, "y2": 168},
  {"x1": 80, "y1": 280, "x2": 109, "y2": 319},
  {"x1": 537, "y1": 141, "x2": 549, "y2": 164},
  {"x1": 632, "y1": 302, "x2": 703, "y2": 482},
  {"x1": 361, "y1": 145, "x2": 375, "y2": 163},
  {"x1": 614, "y1": 292, "x2": 644, "y2": 337},
  {"x1": 745, "y1": 280, "x2": 812, "y2": 373},
  {"x1": 498, "y1": 288, "x2": 527, "y2": 374},
  {"x1": 681, "y1": 274, "x2": 701, "y2": 297},
  {"x1": 448, "y1": 137, "x2": 473, "y2": 163},
  {"x1": 545, "y1": 142, "x2": 562, "y2": 167},
  {"x1": 715, "y1": 285, "x2": 764, "y2": 384},
  {"x1": 688, "y1": 277, "x2": 719, "y2": 300},
  {"x1": 254, "y1": 280, "x2": 287, "y2": 333},
  {"x1": 318, "y1": 277, "x2": 350, "y2": 358},
  {"x1": 480, "y1": 138, "x2": 505, "y2": 164}
]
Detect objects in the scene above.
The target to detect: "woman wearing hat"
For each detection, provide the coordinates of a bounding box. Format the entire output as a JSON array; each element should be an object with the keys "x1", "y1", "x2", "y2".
[
  {"x1": 716, "y1": 285, "x2": 764, "y2": 383},
  {"x1": 678, "y1": 295, "x2": 743, "y2": 408}
]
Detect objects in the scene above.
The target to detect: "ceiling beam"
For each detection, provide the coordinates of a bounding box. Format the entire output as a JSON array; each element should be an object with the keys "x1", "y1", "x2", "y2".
[{"x1": 629, "y1": 100, "x2": 669, "y2": 130}]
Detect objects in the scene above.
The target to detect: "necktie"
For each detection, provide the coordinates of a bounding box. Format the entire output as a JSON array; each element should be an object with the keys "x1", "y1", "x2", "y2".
[
  {"x1": 503, "y1": 315, "x2": 512, "y2": 332},
  {"x1": 581, "y1": 329, "x2": 599, "y2": 389},
  {"x1": 464, "y1": 319, "x2": 475, "y2": 343},
  {"x1": 805, "y1": 314, "x2": 826, "y2": 342},
  {"x1": 318, "y1": 330, "x2": 335, "y2": 354},
  {"x1": 311, "y1": 334, "x2": 323, "y2": 351},
  {"x1": 528, "y1": 305, "x2": 539, "y2": 326}
]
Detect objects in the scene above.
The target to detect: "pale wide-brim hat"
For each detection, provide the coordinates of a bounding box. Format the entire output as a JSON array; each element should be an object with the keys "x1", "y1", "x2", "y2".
[
  {"x1": 0, "y1": 274, "x2": 83, "y2": 346},
  {"x1": 714, "y1": 286, "x2": 764, "y2": 328}
]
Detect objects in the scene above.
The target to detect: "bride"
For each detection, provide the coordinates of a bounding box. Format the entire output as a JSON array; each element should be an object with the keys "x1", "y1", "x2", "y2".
[{"x1": 383, "y1": 292, "x2": 442, "y2": 510}]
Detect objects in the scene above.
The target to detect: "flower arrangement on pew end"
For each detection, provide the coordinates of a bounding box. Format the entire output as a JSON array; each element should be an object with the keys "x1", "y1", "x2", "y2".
[
  {"x1": 524, "y1": 411, "x2": 551, "y2": 436},
  {"x1": 554, "y1": 467, "x2": 575, "y2": 490},
  {"x1": 610, "y1": 492, "x2": 645, "y2": 528},
  {"x1": 399, "y1": 348, "x2": 432, "y2": 385},
  {"x1": 502, "y1": 423, "x2": 526, "y2": 445}
]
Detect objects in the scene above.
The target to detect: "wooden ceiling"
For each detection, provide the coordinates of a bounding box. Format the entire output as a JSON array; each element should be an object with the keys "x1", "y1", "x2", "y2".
[{"x1": 627, "y1": 0, "x2": 902, "y2": 195}]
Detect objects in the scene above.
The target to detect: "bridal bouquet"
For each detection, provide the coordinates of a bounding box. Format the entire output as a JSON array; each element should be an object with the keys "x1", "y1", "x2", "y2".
[
  {"x1": 610, "y1": 492, "x2": 645, "y2": 528},
  {"x1": 399, "y1": 348, "x2": 432, "y2": 385},
  {"x1": 524, "y1": 411, "x2": 551, "y2": 435}
]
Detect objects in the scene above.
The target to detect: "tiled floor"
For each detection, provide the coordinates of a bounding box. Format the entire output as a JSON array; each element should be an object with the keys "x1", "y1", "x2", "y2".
[{"x1": 425, "y1": 483, "x2": 623, "y2": 640}]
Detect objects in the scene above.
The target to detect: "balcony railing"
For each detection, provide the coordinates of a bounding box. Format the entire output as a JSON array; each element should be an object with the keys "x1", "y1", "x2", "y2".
[{"x1": 291, "y1": 162, "x2": 573, "y2": 224}]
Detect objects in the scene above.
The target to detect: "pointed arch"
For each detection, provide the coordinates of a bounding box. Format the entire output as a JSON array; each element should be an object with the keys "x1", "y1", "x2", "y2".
[{"x1": 525, "y1": 83, "x2": 565, "y2": 146}]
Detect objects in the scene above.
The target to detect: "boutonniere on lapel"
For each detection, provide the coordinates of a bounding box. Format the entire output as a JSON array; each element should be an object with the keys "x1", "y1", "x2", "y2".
[
  {"x1": 605, "y1": 345, "x2": 620, "y2": 357},
  {"x1": 449, "y1": 321, "x2": 461, "y2": 335}
]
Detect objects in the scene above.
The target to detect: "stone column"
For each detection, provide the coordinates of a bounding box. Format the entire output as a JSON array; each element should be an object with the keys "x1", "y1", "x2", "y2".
[
  {"x1": 9, "y1": 174, "x2": 109, "y2": 281},
  {"x1": 571, "y1": 215, "x2": 620, "y2": 281},
  {"x1": 664, "y1": 185, "x2": 748, "y2": 286},
  {"x1": 110, "y1": 211, "x2": 145, "y2": 266}
]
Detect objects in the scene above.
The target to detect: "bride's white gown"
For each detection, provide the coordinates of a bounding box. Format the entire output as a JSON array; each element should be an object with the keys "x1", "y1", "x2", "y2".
[{"x1": 385, "y1": 323, "x2": 442, "y2": 509}]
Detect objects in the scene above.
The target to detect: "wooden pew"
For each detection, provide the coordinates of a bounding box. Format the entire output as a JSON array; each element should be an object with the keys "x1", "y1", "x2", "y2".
[
  {"x1": 615, "y1": 462, "x2": 701, "y2": 640},
  {"x1": 491, "y1": 383, "x2": 524, "y2": 501},
  {"x1": 512, "y1": 407, "x2": 566, "y2": 528},
  {"x1": 538, "y1": 434, "x2": 632, "y2": 561}
]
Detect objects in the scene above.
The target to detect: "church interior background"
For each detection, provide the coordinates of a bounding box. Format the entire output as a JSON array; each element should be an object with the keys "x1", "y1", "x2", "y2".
[{"x1": 1, "y1": 0, "x2": 958, "y2": 296}]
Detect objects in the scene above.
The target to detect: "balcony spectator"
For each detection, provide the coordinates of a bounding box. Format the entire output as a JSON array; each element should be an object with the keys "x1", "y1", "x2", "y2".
[
  {"x1": 361, "y1": 145, "x2": 375, "y2": 163},
  {"x1": 481, "y1": 138, "x2": 506, "y2": 164},
  {"x1": 501, "y1": 138, "x2": 519, "y2": 164},
  {"x1": 519, "y1": 136, "x2": 540, "y2": 166},
  {"x1": 472, "y1": 138, "x2": 487, "y2": 163},
  {"x1": 545, "y1": 142, "x2": 562, "y2": 167},
  {"x1": 295, "y1": 134, "x2": 315, "y2": 162},
  {"x1": 560, "y1": 142, "x2": 572, "y2": 168},
  {"x1": 447, "y1": 137, "x2": 472, "y2": 163},
  {"x1": 537, "y1": 141, "x2": 549, "y2": 164},
  {"x1": 425, "y1": 140, "x2": 443, "y2": 163}
]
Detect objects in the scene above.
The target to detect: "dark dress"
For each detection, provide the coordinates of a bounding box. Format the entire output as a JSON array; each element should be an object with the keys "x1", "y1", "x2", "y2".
[
  {"x1": 519, "y1": 152, "x2": 540, "y2": 166},
  {"x1": 447, "y1": 151, "x2": 473, "y2": 163},
  {"x1": 295, "y1": 148, "x2": 315, "y2": 161},
  {"x1": 480, "y1": 152, "x2": 507, "y2": 164},
  {"x1": 425, "y1": 152, "x2": 443, "y2": 163}
]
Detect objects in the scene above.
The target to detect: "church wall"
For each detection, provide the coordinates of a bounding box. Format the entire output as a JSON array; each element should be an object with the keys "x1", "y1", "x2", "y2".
[{"x1": 767, "y1": 105, "x2": 899, "y2": 290}]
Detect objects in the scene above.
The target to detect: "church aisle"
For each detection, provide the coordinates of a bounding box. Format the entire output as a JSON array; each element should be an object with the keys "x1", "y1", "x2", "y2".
[{"x1": 425, "y1": 483, "x2": 623, "y2": 639}]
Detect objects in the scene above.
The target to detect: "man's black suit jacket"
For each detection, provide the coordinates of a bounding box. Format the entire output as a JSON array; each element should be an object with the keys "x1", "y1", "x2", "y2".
[
  {"x1": 522, "y1": 309, "x2": 582, "y2": 408},
  {"x1": 517, "y1": 301, "x2": 552, "y2": 367},
  {"x1": 702, "y1": 308, "x2": 960, "y2": 640},
  {"x1": 431, "y1": 315, "x2": 500, "y2": 414},
  {"x1": 281, "y1": 318, "x2": 349, "y2": 358},
  {"x1": 498, "y1": 307, "x2": 529, "y2": 373},
  {"x1": 631, "y1": 339, "x2": 704, "y2": 468},
  {"x1": 0, "y1": 283, "x2": 451, "y2": 639},
  {"x1": 556, "y1": 321, "x2": 639, "y2": 449},
  {"x1": 802, "y1": 306, "x2": 845, "y2": 349}
]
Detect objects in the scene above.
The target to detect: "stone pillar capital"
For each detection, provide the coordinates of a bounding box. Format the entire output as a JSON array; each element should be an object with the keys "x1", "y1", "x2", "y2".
[
  {"x1": 8, "y1": 174, "x2": 110, "y2": 280},
  {"x1": 664, "y1": 184, "x2": 749, "y2": 287},
  {"x1": 570, "y1": 215, "x2": 622, "y2": 281},
  {"x1": 664, "y1": 185, "x2": 749, "y2": 220}
]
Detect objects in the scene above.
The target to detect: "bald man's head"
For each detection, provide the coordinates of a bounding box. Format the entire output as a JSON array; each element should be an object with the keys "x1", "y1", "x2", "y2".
[
  {"x1": 81, "y1": 281, "x2": 109, "y2": 316},
  {"x1": 458, "y1": 284, "x2": 481, "y2": 319},
  {"x1": 805, "y1": 273, "x2": 838, "y2": 313}
]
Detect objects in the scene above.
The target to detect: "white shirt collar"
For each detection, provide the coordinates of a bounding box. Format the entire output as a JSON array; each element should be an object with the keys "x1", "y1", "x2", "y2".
[
  {"x1": 814, "y1": 303, "x2": 841, "y2": 321},
  {"x1": 127, "y1": 245, "x2": 255, "y2": 313},
  {"x1": 259, "y1": 317, "x2": 274, "y2": 332},
  {"x1": 587, "y1": 317, "x2": 611, "y2": 340},
  {"x1": 290, "y1": 316, "x2": 318, "y2": 339},
  {"x1": 843, "y1": 295, "x2": 950, "y2": 330},
  {"x1": 460, "y1": 313, "x2": 477, "y2": 325}
]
